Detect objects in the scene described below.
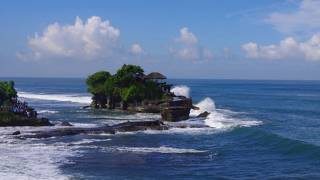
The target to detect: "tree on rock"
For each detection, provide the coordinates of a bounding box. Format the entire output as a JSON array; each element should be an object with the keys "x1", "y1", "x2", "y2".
[
  {"x1": 0, "y1": 81, "x2": 17, "y2": 107},
  {"x1": 86, "y1": 64, "x2": 169, "y2": 110}
]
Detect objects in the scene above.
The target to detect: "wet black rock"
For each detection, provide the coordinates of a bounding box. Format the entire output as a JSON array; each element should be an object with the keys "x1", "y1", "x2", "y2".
[
  {"x1": 196, "y1": 111, "x2": 210, "y2": 118},
  {"x1": 18, "y1": 120, "x2": 169, "y2": 139},
  {"x1": 60, "y1": 121, "x2": 73, "y2": 126},
  {"x1": 160, "y1": 96, "x2": 192, "y2": 122},
  {"x1": 0, "y1": 112, "x2": 53, "y2": 127},
  {"x1": 12, "y1": 131, "x2": 21, "y2": 135}
]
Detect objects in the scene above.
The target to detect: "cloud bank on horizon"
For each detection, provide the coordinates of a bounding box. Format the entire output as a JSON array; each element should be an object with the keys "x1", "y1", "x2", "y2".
[
  {"x1": 18, "y1": 16, "x2": 214, "y2": 62},
  {"x1": 242, "y1": 34, "x2": 320, "y2": 61},
  {"x1": 242, "y1": 0, "x2": 320, "y2": 62},
  {"x1": 18, "y1": 16, "x2": 144, "y2": 61}
]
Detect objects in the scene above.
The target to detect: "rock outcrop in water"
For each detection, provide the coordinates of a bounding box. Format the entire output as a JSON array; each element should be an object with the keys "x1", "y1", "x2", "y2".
[
  {"x1": 86, "y1": 64, "x2": 195, "y2": 121},
  {"x1": 15, "y1": 120, "x2": 209, "y2": 139},
  {"x1": 160, "y1": 96, "x2": 194, "y2": 121},
  {"x1": 0, "y1": 81, "x2": 53, "y2": 127},
  {"x1": 196, "y1": 111, "x2": 210, "y2": 118},
  {"x1": 17, "y1": 120, "x2": 169, "y2": 139}
]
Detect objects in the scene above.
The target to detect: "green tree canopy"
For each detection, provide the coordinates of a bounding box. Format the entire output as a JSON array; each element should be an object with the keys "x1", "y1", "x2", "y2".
[
  {"x1": 120, "y1": 84, "x2": 144, "y2": 102},
  {"x1": 86, "y1": 71, "x2": 111, "y2": 95},
  {"x1": 0, "y1": 81, "x2": 17, "y2": 106},
  {"x1": 114, "y1": 64, "x2": 144, "y2": 88},
  {"x1": 86, "y1": 64, "x2": 166, "y2": 107}
]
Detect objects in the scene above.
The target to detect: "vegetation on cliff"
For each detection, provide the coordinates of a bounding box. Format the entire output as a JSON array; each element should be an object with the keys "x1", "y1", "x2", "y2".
[
  {"x1": 0, "y1": 81, "x2": 17, "y2": 108},
  {"x1": 0, "y1": 80, "x2": 52, "y2": 126},
  {"x1": 86, "y1": 64, "x2": 170, "y2": 110}
]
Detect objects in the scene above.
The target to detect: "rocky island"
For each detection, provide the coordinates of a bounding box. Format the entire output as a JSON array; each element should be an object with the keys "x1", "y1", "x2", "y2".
[
  {"x1": 86, "y1": 64, "x2": 198, "y2": 121},
  {"x1": 1, "y1": 65, "x2": 208, "y2": 137},
  {"x1": 0, "y1": 81, "x2": 52, "y2": 126}
]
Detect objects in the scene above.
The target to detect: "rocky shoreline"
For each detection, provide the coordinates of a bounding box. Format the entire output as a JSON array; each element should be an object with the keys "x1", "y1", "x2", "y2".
[{"x1": 12, "y1": 118, "x2": 211, "y2": 139}]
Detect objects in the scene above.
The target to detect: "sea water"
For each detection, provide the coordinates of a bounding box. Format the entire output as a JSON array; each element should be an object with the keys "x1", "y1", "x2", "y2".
[{"x1": 0, "y1": 78, "x2": 320, "y2": 179}]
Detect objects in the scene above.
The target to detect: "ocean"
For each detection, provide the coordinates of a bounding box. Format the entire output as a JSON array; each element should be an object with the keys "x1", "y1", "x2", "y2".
[{"x1": 0, "y1": 78, "x2": 320, "y2": 179}]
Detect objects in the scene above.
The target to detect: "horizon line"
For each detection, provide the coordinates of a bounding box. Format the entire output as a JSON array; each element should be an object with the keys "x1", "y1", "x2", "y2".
[{"x1": 1, "y1": 76, "x2": 320, "y2": 81}]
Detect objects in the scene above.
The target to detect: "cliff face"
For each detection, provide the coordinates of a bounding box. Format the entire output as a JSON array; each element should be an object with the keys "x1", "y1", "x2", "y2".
[
  {"x1": 91, "y1": 93, "x2": 195, "y2": 122},
  {"x1": 160, "y1": 96, "x2": 193, "y2": 122}
]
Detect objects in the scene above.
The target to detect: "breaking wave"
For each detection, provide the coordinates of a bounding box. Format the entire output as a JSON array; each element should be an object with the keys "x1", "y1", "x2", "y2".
[
  {"x1": 191, "y1": 97, "x2": 215, "y2": 114},
  {"x1": 170, "y1": 85, "x2": 190, "y2": 98},
  {"x1": 105, "y1": 146, "x2": 207, "y2": 154},
  {"x1": 190, "y1": 97, "x2": 262, "y2": 130},
  {"x1": 38, "y1": 110, "x2": 59, "y2": 114},
  {"x1": 171, "y1": 85, "x2": 258, "y2": 131},
  {"x1": 18, "y1": 91, "x2": 91, "y2": 104}
]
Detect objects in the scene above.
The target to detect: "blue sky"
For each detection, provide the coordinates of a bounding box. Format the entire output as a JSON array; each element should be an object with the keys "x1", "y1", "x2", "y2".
[{"x1": 1, "y1": 0, "x2": 320, "y2": 80}]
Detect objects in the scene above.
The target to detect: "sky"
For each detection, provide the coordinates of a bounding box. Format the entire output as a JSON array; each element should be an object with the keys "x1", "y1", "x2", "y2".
[{"x1": 1, "y1": 0, "x2": 320, "y2": 80}]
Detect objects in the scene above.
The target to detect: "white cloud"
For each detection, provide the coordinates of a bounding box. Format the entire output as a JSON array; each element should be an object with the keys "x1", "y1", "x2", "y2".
[
  {"x1": 241, "y1": 42, "x2": 259, "y2": 58},
  {"x1": 130, "y1": 43, "x2": 144, "y2": 55},
  {"x1": 19, "y1": 16, "x2": 144, "y2": 61},
  {"x1": 177, "y1": 27, "x2": 198, "y2": 45},
  {"x1": 171, "y1": 27, "x2": 213, "y2": 61},
  {"x1": 266, "y1": 0, "x2": 320, "y2": 34},
  {"x1": 242, "y1": 33, "x2": 320, "y2": 61}
]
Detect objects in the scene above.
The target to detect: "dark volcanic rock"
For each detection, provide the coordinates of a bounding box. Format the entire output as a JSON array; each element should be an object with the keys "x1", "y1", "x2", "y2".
[
  {"x1": 18, "y1": 120, "x2": 169, "y2": 139},
  {"x1": 0, "y1": 112, "x2": 53, "y2": 127},
  {"x1": 12, "y1": 131, "x2": 21, "y2": 135},
  {"x1": 113, "y1": 120, "x2": 168, "y2": 132},
  {"x1": 161, "y1": 107, "x2": 190, "y2": 122},
  {"x1": 196, "y1": 111, "x2": 210, "y2": 118},
  {"x1": 60, "y1": 121, "x2": 73, "y2": 126},
  {"x1": 81, "y1": 105, "x2": 91, "y2": 109},
  {"x1": 160, "y1": 97, "x2": 192, "y2": 122},
  {"x1": 21, "y1": 126, "x2": 116, "y2": 139},
  {"x1": 53, "y1": 121, "x2": 73, "y2": 126}
]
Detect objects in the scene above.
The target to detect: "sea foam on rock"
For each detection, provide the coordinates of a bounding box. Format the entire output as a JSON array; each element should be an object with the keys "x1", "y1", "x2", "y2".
[
  {"x1": 190, "y1": 97, "x2": 262, "y2": 130},
  {"x1": 170, "y1": 86, "x2": 190, "y2": 98}
]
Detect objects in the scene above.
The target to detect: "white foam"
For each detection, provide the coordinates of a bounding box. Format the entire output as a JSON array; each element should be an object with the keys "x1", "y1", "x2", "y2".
[
  {"x1": 38, "y1": 110, "x2": 59, "y2": 114},
  {"x1": 204, "y1": 110, "x2": 262, "y2": 130},
  {"x1": 190, "y1": 97, "x2": 215, "y2": 116},
  {"x1": 52, "y1": 138, "x2": 111, "y2": 146},
  {"x1": 68, "y1": 122, "x2": 98, "y2": 128},
  {"x1": 70, "y1": 138, "x2": 111, "y2": 145},
  {"x1": 18, "y1": 91, "x2": 91, "y2": 104},
  {"x1": 190, "y1": 97, "x2": 262, "y2": 130},
  {"x1": 107, "y1": 146, "x2": 206, "y2": 154},
  {"x1": 170, "y1": 85, "x2": 190, "y2": 98},
  {"x1": 141, "y1": 127, "x2": 218, "y2": 135},
  {"x1": 0, "y1": 138, "x2": 77, "y2": 180},
  {"x1": 0, "y1": 125, "x2": 115, "y2": 179}
]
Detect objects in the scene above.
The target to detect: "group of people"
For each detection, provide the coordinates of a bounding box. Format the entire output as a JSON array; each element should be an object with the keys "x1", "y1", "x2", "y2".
[
  {"x1": 11, "y1": 100, "x2": 37, "y2": 118},
  {"x1": 11, "y1": 100, "x2": 28, "y2": 113}
]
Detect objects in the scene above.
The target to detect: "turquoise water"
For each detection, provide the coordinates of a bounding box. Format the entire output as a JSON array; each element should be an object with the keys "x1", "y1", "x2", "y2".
[{"x1": 0, "y1": 78, "x2": 320, "y2": 179}]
